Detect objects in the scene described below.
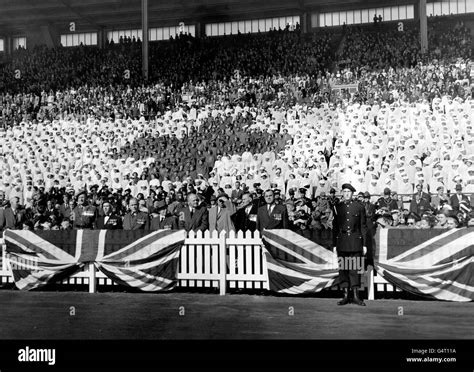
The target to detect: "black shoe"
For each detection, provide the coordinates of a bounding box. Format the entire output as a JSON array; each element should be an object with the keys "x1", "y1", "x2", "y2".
[
  {"x1": 352, "y1": 297, "x2": 366, "y2": 306},
  {"x1": 337, "y1": 288, "x2": 350, "y2": 306},
  {"x1": 337, "y1": 297, "x2": 350, "y2": 306},
  {"x1": 352, "y1": 288, "x2": 366, "y2": 306}
]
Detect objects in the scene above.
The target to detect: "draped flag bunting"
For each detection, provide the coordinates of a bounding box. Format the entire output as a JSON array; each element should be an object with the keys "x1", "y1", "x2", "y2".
[
  {"x1": 261, "y1": 230, "x2": 339, "y2": 294},
  {"x1": 5, "y1": 227, "x2": 473, "y2": 301},
  {"x1": 4, "y1": 229, "x2": 186, "y2": 291},
  {"x1": 375, "y1": 228, "x2": 474, "y2": 302}
]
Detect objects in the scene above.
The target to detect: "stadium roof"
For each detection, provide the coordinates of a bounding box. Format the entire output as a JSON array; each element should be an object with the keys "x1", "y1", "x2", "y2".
[{"x1": 0, "y1": 0, "x2": 406, "y2": 34}]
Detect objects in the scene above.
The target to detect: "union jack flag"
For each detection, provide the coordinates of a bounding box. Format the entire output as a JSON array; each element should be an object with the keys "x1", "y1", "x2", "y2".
[
  {"x1": 261, "y1": 230, "x2": 339, "y2": 294},
  {"x1": 4, "y1": 229, "x2": 186, "y2": 291},
  {"x1": 375, "y1": 228, "x2": 474, "y2": 302}
]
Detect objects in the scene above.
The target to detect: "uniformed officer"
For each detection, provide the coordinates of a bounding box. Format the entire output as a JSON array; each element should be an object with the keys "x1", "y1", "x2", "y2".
[
  {"x1": 71, "y1": 191, "x2": 98, "y2": 229},
  {"x1": 332, "y1": 183, "x2": 368, "y2": 306},
  {"x1": 123, "y1": 197, "x2": 150, "y2": 230}
]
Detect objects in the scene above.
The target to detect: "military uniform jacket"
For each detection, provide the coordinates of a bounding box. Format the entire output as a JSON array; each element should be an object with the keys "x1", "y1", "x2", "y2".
[
  {"x1": 376, "y1": 197, "x2": 399, "y2": 211},
  {"x1": 332, "y1": 199, "x2": 368, "y2": 253},
  {"x1": 95, "y1": 213, "x2": 123, "y2": 230},
  {"x1": 72, "y1": 205, "x2": 98, "y2": 229},
  {"x1": 122, "y1": 211, "x2": 150, "y2": 230}
]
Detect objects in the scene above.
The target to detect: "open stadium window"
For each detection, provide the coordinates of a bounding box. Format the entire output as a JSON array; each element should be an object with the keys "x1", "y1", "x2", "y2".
[
  {"x1": 106, "y1": 25, "x2": 195, "y2": 43},
  {"x1": 0, "y1": 38, "x2": 4, "y2": 52},
  {"x1": 106, "y1": 29, "x2": 142, "y2": 44},
  {"x1": 205, "y1": 16, "x2": 300, "y2": 36},
  {"x1": 13, "y1": 37, "x2": 26, "y2": 50},
  {"x1": 427, "y1": 0, "x2": 473, "y2": 15},
  {"x1": 468, "y1": 0, "x2": 474, "y2": 12},
  {"x1": 60, "y1": 32, "x2": 98, "y2": 47},
  {"x1": 317, "y1": 5, "x2": 415, "y2": 27}
]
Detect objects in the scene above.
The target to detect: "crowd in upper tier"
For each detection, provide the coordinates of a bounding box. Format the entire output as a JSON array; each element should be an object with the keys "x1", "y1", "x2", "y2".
[{"x1": 0, "y1": 15, "x2": 473, "y2": 237}]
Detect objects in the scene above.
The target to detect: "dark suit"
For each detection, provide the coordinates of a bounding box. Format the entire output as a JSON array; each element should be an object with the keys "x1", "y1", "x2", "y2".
[
  {"x1": 95, "y1": 214, "x2": 123, "y2": 230},
  {"x1": 449, "y1": 193, "x2": 470, "y2": 212},
  {"x1": 150, "y1": 215, "x2": 178, "y2": 230},
  {"x1": 256, "y1": 203, "x2": 289, "y2": 232},
  {"x1": 232, "y1": 204, "x2": 258, "y2": 232},
  {"x1": 0, "y1": 207, "x2": 27, "y2": 233},
  {"x1": 414, "y1": 191, "x2": 431, "y2": 203},
  {"x1": 178, "y1": 206, "x2": 209, "y2": 232},
  {"x1": 332, "y1": 199, "x2": 367, "y2": 288},
  {"x1": 409, "y1": 198, "x2": 432, "y2": 216},
  {"x1": 122, "y1": 211, "x2": 150, "y2": 230}
]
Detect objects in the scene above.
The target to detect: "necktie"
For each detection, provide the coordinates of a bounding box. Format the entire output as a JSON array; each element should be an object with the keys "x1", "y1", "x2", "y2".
[
  {"x1": 268, "y1": 205, "x2": 273, "y2": 214},
  {"x1": 190, "y1": 208, "x2": 194, "y2": 218}
]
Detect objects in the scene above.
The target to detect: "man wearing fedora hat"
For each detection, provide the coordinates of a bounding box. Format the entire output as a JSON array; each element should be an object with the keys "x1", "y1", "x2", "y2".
[
  {"x1": 332, "y1": 183, "x2": 368, "y2": 306},
  {"x1": 150, "y1": 200, "x2": 178, "y2": 230}
]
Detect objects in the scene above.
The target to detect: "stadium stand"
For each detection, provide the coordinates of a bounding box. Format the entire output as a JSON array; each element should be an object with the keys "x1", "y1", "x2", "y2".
[{"x1": 0, "y1": 12, "x2": 473, "y2": 238}]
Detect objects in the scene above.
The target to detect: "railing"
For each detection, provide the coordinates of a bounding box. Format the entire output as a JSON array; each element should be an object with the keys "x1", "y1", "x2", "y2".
[{"x1": 0, "y1": 231, "x2": 391, "y2": 299}]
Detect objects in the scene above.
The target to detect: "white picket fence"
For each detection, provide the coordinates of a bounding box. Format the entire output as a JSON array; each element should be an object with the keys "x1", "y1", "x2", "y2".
[{"x1": 0, "y1": 231, "x2": 392, "y2": 298}]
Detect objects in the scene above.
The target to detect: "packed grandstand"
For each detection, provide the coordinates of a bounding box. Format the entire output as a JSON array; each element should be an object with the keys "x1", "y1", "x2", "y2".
[{"x1": 0, "y1": 15, "x2": 473, "y2": 237}]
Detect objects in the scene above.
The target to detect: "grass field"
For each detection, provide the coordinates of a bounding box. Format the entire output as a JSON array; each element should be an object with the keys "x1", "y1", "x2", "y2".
[{"x1": 1, "y1": 290, "x2": 472, "y2": 339}]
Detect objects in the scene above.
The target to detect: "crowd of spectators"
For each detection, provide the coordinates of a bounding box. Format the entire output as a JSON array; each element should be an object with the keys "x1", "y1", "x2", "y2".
[
  {"x1": 428, "y1": 18, "x2": 472, "y2": 60},
  {"x1": 0, "y1": 15, "x2": 473, "y2": 240},
  {"x1": 339, "y1": 27, "x2": 421, "y2": 72}
]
